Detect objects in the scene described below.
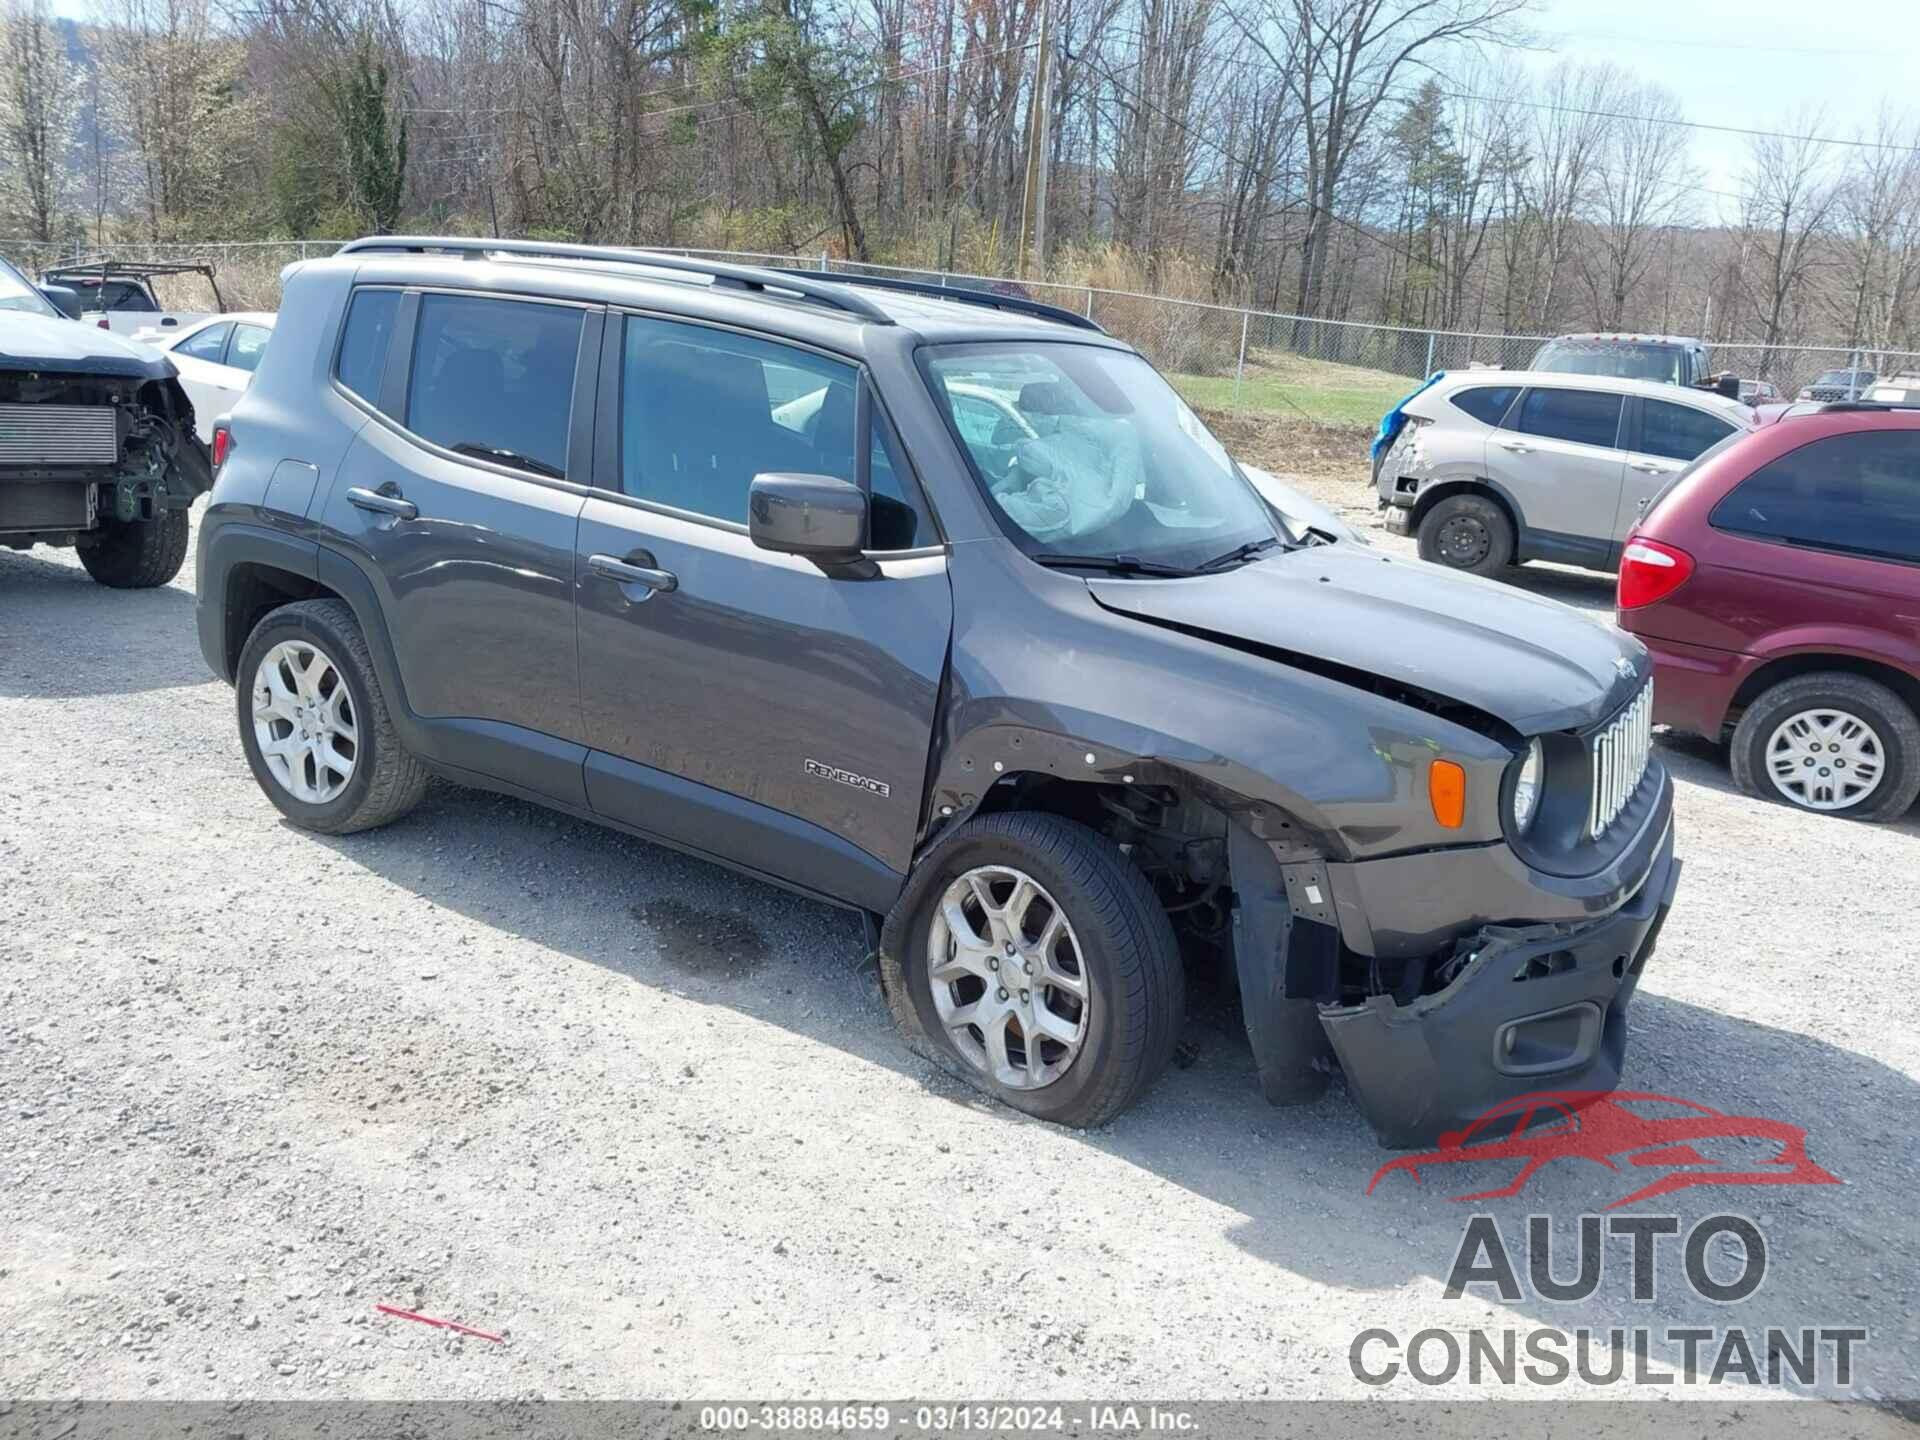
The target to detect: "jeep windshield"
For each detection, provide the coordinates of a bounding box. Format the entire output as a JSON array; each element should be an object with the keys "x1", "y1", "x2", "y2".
[
  {"x1": 0, "y1": 255, "x2": 59, "y2": 317},
  {"x1": 1530, "y1": 339, "x2": 1686, "y2": 385},
  {"x1": 922, "y1": 342, "x2": 1282, "y2": 572}
]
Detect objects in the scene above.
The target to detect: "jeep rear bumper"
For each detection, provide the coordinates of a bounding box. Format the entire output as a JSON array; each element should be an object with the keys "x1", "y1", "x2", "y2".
[{"x1": 1320, "y1": 821, "x2": 1679, "y2": 1148}]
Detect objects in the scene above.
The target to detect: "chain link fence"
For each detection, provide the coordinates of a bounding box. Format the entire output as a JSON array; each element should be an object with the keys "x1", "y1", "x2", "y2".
[{"x1": 7, "y1": 236, "x2": 1918, "y2": 425}]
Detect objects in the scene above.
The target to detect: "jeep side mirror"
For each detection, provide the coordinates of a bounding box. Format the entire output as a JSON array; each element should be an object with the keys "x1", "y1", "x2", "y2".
[
  {"x1": 38, "y1": 283, "x2": 82, "y2": 320},
  {"x1": 749, "y1": 472, "x2": 867, "y2": 564},
  {"x1": 1712, "y1": 374, "x2": 1740, "y2": 400}
]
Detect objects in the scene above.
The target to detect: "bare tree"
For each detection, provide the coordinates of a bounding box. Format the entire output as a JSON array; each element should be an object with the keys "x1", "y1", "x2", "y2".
[
  {"x1": 1576, "y1": 70, "x2": 1693, "y2": 330},
  {"x1": 1739, "y1": 115, "x2": 1840, "y2": 372},
  {"x1": 0, "y1": 0, "x2": 80, "y2": 242},
  {"x1": 1229, "y1": 0, "x2": 1532, "y2": 319},
  {"x1": 96, "y1": 0, "x2": 258, "y2": 240},
  {"x1": 1832, "y1": 107, "x2": 1920, "y2": 353}
]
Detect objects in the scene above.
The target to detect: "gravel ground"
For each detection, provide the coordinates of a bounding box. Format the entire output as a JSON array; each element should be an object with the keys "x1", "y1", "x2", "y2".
[{"x1": 2, "y1": 501, "x2": 1916, "y2": 1416}]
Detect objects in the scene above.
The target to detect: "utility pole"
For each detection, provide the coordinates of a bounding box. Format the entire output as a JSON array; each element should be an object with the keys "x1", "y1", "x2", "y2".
[{"x1": 1017, "y1": 0, "x2": 1054, "y2": 280}]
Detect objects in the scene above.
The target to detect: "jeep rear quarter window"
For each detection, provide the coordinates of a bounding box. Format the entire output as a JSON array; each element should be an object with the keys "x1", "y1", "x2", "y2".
[
  {"x1": 1447, "y1": 384, "x2": 1518, "y2": 426},
  {"x1": 617, "y1": 315, "x2": 933, "y2": 548},
  {"x1": 406, "y1": 293, "x2": 581, "y2": 478},
  {"x1": 334, "y1": 288, "x2": 402, "y2": 402},
  {"x1": 1709, "y1": 430, "x2": 1920, "y2": 565}
]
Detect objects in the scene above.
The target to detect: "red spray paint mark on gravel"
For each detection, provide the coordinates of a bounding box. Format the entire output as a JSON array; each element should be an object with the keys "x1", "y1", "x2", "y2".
[{"x1": 375, "y1": 1303, "x2": 504, "y2": 1342}]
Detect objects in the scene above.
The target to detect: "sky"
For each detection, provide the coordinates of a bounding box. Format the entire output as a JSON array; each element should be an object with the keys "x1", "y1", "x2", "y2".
[{"x1": 1525, "y1": 0, "x2": 1914, "y2": 219}]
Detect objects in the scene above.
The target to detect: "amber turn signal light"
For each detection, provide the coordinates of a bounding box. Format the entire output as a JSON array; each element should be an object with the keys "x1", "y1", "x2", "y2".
[{"x1": 1428, "y1": 759, "x2": 1466, "y2": 829}]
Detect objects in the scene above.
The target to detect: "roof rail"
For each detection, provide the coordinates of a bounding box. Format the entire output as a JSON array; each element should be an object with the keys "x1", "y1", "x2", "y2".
[
  {"x1": 335, "y1": 236, "x2": 897, "y2": 325},
  {"x1": 768, "y1": 267, "x2": 1106, "y2": 334}
]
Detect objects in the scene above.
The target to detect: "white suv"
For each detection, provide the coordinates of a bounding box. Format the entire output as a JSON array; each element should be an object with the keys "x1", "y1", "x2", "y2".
[{"x1": 1375, "y1": 370, "x2": 1754, "y2": 576}]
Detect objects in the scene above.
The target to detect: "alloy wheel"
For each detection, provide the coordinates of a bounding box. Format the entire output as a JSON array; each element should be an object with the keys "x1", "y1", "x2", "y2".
[
  {"x1": 926, "y1": 865, "x2": 1091, "y2": 1090},
  {"x1": 1764, "y1": 707, "x2": 1885, "y2": 812},
  {"x1": 251, "y1": 640, "x2": 358, "y2": 805}
]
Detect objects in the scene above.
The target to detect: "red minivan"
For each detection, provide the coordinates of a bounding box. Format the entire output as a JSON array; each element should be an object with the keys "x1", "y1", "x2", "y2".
[{"x1": 1618, "y1": 405, "x2": 1920, "y2": 822}]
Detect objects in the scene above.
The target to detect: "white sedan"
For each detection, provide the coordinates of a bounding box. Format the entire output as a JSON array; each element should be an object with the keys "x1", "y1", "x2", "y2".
[{"x1": 141, "y1": 311, "x2": 275, "y2": 443}]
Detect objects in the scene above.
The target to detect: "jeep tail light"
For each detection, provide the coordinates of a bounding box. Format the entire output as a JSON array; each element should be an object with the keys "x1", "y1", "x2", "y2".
[
  {"x1": 97, "y1": 317, "x2": 110, "y2": 329},
  {"x1": 211, "y1": 422, "x2": 233, "y2": 471},
  {"x1": 1617, "y1": 538, "x2": 1695, "y2": 609}
]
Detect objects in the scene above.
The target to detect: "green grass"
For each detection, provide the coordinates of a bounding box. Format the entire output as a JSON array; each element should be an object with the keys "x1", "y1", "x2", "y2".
[{"x1": 1170, "y1": 350, "x2": 1418, "y2": 429}]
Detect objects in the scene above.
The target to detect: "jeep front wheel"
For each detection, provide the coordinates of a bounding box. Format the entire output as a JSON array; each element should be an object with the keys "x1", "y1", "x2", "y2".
[
  {"x1": 76, "y1": 509, "x2": 190, "y2": 589},
  {"x1": 888, "y1": 813, "x2": 1184, "y2": 1128}
]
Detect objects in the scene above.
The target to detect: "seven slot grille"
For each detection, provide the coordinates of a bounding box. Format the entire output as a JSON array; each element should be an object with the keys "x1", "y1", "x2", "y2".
[{"x1": 1589, "y1": 682, "x2": 1653, "y2": 838}]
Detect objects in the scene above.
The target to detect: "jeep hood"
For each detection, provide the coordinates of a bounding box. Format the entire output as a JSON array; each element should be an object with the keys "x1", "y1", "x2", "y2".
[
  {"x1": 0, "y1": 311, "x2": 177, "y2": 380},
  {"x1": 1087, "y1": 545, "x2": 1645, "y2": 734}
]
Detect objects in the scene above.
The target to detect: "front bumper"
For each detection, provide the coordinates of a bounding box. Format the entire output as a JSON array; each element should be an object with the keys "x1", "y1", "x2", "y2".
[{"x1": 1319, "y1": 819, "x2": 1679, "y2": 1148}]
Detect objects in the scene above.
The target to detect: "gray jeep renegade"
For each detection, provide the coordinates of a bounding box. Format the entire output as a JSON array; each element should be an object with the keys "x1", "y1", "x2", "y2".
[{"x1": 196, "y1": 237, "x2": 1679, "y2": 1146}]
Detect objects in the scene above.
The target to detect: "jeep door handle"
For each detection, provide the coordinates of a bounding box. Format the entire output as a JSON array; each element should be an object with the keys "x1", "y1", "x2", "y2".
[
  {"x1": 346, "y1": 486, "x2": 417, "y2": 520},
  {"x1": 1630, "y1": 461, "x2": 1674, "y2": 474},
  {"x1": 588, "y1": 553, "x2": 678, "y2": 594},
  {"x1": 1497, "y1": 440, "x2": 1533, "y2": 454}
]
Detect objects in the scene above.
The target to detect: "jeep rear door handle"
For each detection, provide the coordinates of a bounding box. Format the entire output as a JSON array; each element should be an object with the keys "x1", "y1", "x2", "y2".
[
  {"x1": 588, "y1": 553, "x2": 678, "y2": 594},
  {"x1": 1631, "y1": 461, "x2": 1674, "y2": 473},
  {"x1": 346, "y1": 486, "x2": 417, "y2": 520},
  {"x1": 1498, "y1": 440, "x2": 1533, "y2": 453}
]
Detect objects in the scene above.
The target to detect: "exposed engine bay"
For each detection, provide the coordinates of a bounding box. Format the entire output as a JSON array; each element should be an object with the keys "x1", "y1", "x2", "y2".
[{"x1": 0, "y1": 370, "x2": 210, "y2": 547}]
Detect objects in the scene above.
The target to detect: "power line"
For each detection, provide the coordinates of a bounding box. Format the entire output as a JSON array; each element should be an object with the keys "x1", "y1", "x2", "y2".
[{"x1": 1430, "y1": 88, "x2": 1920, "y2": 156}]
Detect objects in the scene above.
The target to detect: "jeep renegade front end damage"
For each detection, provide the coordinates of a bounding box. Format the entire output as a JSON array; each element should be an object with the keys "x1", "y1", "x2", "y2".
[{"x1": 196, "y1": 237, "x2": 1679, "y2": 1146}]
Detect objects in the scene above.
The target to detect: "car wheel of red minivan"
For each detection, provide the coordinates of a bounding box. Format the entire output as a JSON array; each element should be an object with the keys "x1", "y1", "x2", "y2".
[{"x1": 1731, "y1": 672, "x2": 1920, "y2": 823}]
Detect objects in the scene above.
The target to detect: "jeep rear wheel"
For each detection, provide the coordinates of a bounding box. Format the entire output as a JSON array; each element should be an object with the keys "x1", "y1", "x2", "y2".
[
  {"x1": 76, "y1": 509, "x2": 190, "y2": 589},
  {"x1": 886, "y1": 813, "x2": 1183, "y2": 1128},
  {"x1": 236, "y1": 598, "x2": 429, "y2": 834},
  {"x1": 1417, "y1": 493, "x2": 1514, "y2": 576}
]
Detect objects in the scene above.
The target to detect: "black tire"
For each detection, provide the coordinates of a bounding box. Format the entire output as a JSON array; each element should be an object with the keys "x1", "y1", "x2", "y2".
[
  {"x1": 882, "y1": 812, "x2": 1184, "y2": 1128},
  {"x1": 1416, "y1": 492, "x2": 1514, "y2": 576},
  {"x1": 76, "y1": 508, "x2": 190, "y2": 589},
  {"x1": 1729, "y1": 672, "x2": 1920, "y2": 823},
  {"x1": 235, "y1": 598, "x2": 429, "y2": 834}
]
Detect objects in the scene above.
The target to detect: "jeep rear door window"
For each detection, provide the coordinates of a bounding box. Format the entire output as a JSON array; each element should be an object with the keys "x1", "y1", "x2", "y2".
[
  {"x1": 406, "y1": 293, "x2": 581, "y2": 478},
  {"x1": 1710, "y1": 430, "x2": 1920, "y2": 565},
  {"x1": 619, "y1": 316, "x2": 856, "y2": 525},
  {"x1": 1448, "y1": 385, "x2": 1518, "y2": 427},
  {"x1": 923, "y1": 342, "x2": 1277, "y2": 567},
  {"x1": 1517, "y1": 388, "x2": 1624, "y2": 450},
  {"x1": 1640, "y1": 399, "x2": 1735, "y2": 462},
  {"x1": 334, "y1": 288, "x2": 402, "y2": 403}
]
